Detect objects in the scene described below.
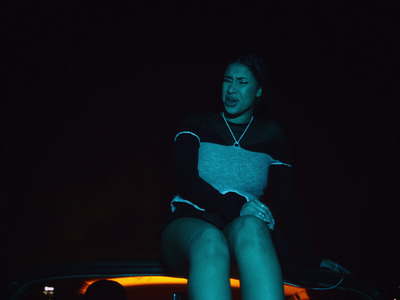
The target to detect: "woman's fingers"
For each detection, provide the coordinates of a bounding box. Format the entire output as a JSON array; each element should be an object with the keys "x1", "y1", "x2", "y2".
[
  {"x1": 252, "y1": 200, "x2": 275, "y2": 226},
  {"x1": 240, "y1": 200, "x2": 275, "y2": 229},
  {"x1": 259, "y1": 202, "x2": 275, "y2": 227}
]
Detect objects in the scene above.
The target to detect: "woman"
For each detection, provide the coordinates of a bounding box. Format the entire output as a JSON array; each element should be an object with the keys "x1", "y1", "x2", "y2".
[{"x1": 160, "y1": 54, "x2": 347, "y2": 300}]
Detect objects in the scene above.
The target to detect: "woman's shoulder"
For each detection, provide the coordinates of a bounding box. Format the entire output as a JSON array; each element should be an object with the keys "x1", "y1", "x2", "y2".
[{"x1": 253, "y1": 117, "x2": 287, "y2": 141}]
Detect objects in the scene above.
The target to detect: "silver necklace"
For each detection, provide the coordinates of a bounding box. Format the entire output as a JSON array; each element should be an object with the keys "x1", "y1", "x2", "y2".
[{"x1": 222, "y1": 112, "x2": 254, "y2": 148}]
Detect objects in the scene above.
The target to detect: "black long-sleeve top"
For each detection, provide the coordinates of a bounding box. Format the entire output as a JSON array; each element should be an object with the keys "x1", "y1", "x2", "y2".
[{"x1": 167, "y1": 112, "x2": 321, "y2": 269}]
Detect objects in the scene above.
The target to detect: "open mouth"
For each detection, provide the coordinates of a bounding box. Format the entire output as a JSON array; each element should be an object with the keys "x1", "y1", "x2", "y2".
[{"x1": 224, "y1": 98, "x2": 239, "y2": 107}]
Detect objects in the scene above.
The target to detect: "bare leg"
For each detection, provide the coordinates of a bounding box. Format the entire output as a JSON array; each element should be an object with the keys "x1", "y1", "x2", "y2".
[
  {"x1": 161, "y1": 218, "x2": 232, "y2": 300},
  {"x1": 223, "y1": 216, "x2": 284, "y2": 300}
]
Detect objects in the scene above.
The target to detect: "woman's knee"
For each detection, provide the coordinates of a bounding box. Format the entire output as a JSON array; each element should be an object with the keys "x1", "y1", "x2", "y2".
[
  {"x1": 189, "y1": 226, "x2": 230, "y2": 262},
  {"x1": 225, "y1": 216, "x2": 272, "y2": 251},
  {"x1": 161, "y1": 218, "x2": 230, "y2": 269}
]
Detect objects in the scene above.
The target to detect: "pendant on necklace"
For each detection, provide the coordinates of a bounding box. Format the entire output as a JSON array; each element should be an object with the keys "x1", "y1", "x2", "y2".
[{"x1": 221, "y1": 112, "x2": 253, "y2": 150}]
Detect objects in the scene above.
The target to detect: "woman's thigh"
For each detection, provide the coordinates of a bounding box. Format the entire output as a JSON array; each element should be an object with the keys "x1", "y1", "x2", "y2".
[{"x1": 160, "y1": 217, "x2": 229, "y2": 277}]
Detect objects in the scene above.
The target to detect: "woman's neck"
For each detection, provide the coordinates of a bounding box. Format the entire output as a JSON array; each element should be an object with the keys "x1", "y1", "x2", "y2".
[{"x1": 223, "y1": 111, "x2": 254, "y2": 124}]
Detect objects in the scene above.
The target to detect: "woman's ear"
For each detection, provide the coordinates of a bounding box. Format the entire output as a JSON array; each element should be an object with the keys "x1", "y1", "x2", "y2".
[{"x1": 256, "y1": 87, "x2": 262, "y2": 98}]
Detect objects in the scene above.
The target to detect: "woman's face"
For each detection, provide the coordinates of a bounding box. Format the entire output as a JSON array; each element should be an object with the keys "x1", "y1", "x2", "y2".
[{"x1": 222, "y1": 62, "x2": 262, "y2": 123}]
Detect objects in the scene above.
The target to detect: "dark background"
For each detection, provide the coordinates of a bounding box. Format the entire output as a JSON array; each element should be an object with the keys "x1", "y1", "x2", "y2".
[{"x1": 2, "y1": 0, "x2": 399, "y2": 295}]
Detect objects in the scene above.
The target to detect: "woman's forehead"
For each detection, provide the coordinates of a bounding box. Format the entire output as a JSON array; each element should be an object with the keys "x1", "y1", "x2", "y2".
[{"x1": 224, "y1": 63, "x2": 255, "y2": 79}]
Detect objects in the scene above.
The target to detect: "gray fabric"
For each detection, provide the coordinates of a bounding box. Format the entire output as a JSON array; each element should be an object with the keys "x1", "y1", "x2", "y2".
[
  {"x1": 199, "y1": 142, "x2": 270, "y2": 201},
  {"x1": 171, "y1": 141, "x2": 291, "y2": 212}
]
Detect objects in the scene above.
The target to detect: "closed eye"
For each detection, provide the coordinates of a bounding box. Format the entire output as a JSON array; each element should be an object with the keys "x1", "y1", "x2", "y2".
[{"x1": 223, "y1": 76, "x2": 232, "y2": 83}]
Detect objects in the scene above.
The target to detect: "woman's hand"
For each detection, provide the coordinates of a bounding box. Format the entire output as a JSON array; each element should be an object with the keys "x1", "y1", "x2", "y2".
[
  {"x1": 320, "y1": 258, "x2": 352, "y2": 274},
  {"x1": 240, "y1": 200, "x2": 275, "y2": 230}
]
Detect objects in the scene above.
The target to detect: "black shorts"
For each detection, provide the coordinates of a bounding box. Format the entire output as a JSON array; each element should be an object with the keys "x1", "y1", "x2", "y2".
[{"x1": 159, "y1": 202, "x2": 227, "y2": 234}]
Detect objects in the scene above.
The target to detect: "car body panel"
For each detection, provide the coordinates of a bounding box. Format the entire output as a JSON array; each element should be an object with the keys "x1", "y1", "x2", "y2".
[{"x1": 7, "y1": 260, "x2": 386, "y2": 300}]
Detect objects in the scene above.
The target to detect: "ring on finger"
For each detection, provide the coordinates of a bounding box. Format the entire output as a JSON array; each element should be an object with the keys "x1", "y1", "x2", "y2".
[{"x1": 258, "y1": 211, "x2": 265, "y2": 218}]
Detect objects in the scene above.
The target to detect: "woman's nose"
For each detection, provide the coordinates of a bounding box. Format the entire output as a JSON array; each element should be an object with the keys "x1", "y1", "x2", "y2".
[{"x1": 228, "y1": 84, "x2": 236, "y2": 94}]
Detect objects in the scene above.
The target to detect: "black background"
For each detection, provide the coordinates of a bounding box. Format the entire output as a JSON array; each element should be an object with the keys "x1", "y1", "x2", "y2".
[{"x1": 2, "y1": 0, "x2": 399, "y2": 294}]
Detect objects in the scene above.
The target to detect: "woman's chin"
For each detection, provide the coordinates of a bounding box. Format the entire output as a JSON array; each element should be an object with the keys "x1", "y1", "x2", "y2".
[
  {"x1": 223, "y1": 107, "x2": 255, "y2": 123},
  {"x1": 224, "y1": 106, "x2": 239, "y2": 116}
]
